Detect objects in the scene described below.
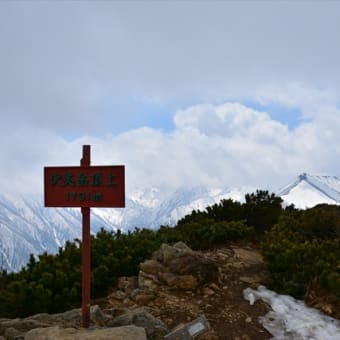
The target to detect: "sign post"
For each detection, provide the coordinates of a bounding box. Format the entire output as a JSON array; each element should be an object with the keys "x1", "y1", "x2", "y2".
[
  {"x1": 80, "y1": 145, "x2": 91, "y2": 328},
  {"x1": 44, "y1": 145, "x2": 125, "y2": 328}
]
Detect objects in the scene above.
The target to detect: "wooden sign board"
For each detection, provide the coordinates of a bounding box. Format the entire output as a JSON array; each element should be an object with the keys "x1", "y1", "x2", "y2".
[
  {"x1": 44, "y1": 145, "x2": 125, "y2": 328},
  {"x1": 44, "y1": 165, "x2": 125, "y2": 208}
]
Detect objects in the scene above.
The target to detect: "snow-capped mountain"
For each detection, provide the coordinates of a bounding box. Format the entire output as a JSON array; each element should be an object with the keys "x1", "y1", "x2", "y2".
[
  {"x1": 278, "y1": 173, "x2": 340, "y2": 209},
  {"x1": 0, "y1": 186, "x2": 245, "y2": 272},
  {"x1": 1, "y1": 173, "x2": 340, "y2": 272}
]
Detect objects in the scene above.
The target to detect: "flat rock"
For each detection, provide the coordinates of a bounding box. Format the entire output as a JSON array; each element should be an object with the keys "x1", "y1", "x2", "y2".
[
  {"x1": 108, "y1": 308, "x2": 169, "y2": 339},
  {"x1": 140, "y1": 260, "x2": 165, "y2": 275},
  {"x1": 232, "y1": 248, "x2": 263, "y2": 266},
  {"x1": 239, "y1": 276, "x2": 264, "y2": 287},
  {"x1": 24, "y1": 325, "x2": 147, "y2": 340}
]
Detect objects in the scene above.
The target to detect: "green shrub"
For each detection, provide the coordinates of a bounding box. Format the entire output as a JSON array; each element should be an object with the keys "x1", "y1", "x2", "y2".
[
  {"x1": 177, "y1": 218, "x2": 254, "y2": 249},
  {"x1": 244, "y1": 190, "x2": 283, "y2": 234},
  {"x1": 209, "y1": 220, "x2": 254, "y2": 244},
  {"x1": 262, "y1": 208, "x2": 340, "y2": 299},
  {"x1": 0, "y1": 189, "x2": 284, "y2": 318}
]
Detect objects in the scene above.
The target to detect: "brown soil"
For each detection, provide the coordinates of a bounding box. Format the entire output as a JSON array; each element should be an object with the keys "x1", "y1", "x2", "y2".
[{"x1": 102, "y1": 242, "x2": 274, "y2": 339}]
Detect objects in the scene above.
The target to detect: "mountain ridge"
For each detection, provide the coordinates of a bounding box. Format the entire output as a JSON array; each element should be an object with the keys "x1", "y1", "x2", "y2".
[
  {"x1": 1, "y1": 173, "x2": 340, "y2": 272},
  {"x1": 278, "y1": 173, "x2": 340, "y2": 208}
]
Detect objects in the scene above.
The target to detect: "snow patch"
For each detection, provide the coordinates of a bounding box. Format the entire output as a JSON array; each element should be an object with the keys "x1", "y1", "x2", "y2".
[{"x1": 244, "y1": 285, "x2": 340, "y2": 340}]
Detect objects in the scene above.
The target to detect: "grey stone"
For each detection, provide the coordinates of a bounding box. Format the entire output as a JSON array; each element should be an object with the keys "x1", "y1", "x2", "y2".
[
  {"x1": 108, "y1": 308, "x2": 169, "y2": 339},
  {"x1": 24, "y1": 325, "x2": 147, "y2": 340},
  {"x1": 138, "y1": 271, "x2": 161, "y2": 291},
  {"x1": 140, "y1": 259, "x2": 165, "y2": 275},
  {"x1": 152, "y1": 242, "x2": 193, "y2": 265},
  {"x1": 130, "y1": 288, "x2": 140, "y2": 299},
  {"x1": 0, "y1": 305, "x2": 124, "y2": 338},
  {"x1": 0, "y1": 319, "x2": 49, "y2": 335},
  {"x1": 167, "y1": 255, "x2": 219, "y2": 285},
  {"x1": 158, "y1": 272, "x2": 198, "y2": 290},
  {"x1": 27, "y1": 305, "x2": 107, "y2": 328},
  {"x1": 117, "y1": 276, "x2": 138, "y2": 294},
  {"x1": 4, "y1": 327, "x2": 23, "y2": 340},
  {"x1": 232, "y1": 247, "x2": 263, "y2": 266},
  {"x1": 89, "y1": 305, "x2": 107, "y2": 326},
  {"x1": 145, "y1": 242, "x2": 219, "y2": 288}
]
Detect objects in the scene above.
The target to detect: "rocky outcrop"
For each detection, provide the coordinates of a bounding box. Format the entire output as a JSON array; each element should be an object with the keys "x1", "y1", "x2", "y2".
[
  {"x1": 139, "y1": 242, "x2": 219, "y2": 292},
  {"x1": 25, "y1": 325, "x2": 146, "y2": 340},
  {"x1": 107, "y1": 308, "x2": 168, "y2": 339},
  {"x1": 231, "y1": 247, "x2": 263, "y2": 267},
  {"x1": 0, "y1": 242, "x2": 270, "y2": 340},
  {"x1": 107, "y1": 243, "x2": 268, "y2": 339},
  {"x1": 0, "y1": 305, "x2": 166, "y2": 340},
  {"x1": 108, "y1": 242, "x2": 219, "y2": 311}
]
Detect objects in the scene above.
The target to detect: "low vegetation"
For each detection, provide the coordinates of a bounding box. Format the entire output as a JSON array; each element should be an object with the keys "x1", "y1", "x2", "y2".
[
  {"x1": 0, "y1": 190, "x2": 339, "y2": 318},
  {"x1": 261, "y1": 205, "x2": 340, "y2": 299}
]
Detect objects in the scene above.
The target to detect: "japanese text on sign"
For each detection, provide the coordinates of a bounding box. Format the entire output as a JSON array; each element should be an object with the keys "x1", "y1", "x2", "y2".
[{"x1": 44, "y1": 166, "x2": 125, "y2": 208}]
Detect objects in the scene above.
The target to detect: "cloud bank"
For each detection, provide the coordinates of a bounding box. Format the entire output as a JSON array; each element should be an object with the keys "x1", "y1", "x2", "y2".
[
  {"x1": 2, "y1": 93, "x2": 340, "y2": 196},
  {"x1": 1, "y1": 2, "x2": 340, "y2": 196}
]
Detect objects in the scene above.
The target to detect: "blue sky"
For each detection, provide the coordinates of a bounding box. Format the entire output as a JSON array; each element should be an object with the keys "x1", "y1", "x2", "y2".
[
  {"x1": 1, "y1": 1, "x2": 340, "y2": 195},
  {"x1": 243, "y1": 102, "x2": 303, "y2": 131}
]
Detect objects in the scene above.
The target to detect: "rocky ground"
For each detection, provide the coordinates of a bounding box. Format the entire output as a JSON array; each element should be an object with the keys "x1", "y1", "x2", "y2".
[
  {"x1": 4, "y1": 240, "x2": 335, "y2": 339},
  {"x1": 105, "y1": 241, "x2": 273, "y2": 339}
]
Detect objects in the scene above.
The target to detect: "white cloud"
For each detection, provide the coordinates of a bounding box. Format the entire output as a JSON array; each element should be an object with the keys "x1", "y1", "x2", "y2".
[
  {"x1": 1, "y1": 2, "x2": 340, "y2": 134},
  {"x1": 255, "y1": 83, "x2": 339, "y2": 118},
  {"x1": 175, "y1": 103, "x2": 289, "y2": 144},
  {"x1": 3, "y1": 97, "x2": 340, "y2": 197},
  {"x1": 1, "y1": 2, "x2": 340, "y2": 197}
]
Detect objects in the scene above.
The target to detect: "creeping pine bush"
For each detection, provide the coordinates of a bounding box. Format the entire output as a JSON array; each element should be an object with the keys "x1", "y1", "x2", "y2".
[
  {"x1": 0, "y1": 190, "x2": 283, "y2": 318},
  {"x1": 262, "y1": 207, "x2": 340, "y2": 299},
  {"x1": 178, "y1": 218, "x2": 254, "y2": 249}
]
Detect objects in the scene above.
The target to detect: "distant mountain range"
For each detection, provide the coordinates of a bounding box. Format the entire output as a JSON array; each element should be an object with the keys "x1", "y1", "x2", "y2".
[
  {"x1": 1, "y1": 173, "x2": 340, "y2": 272},
  {"x1": 278, "y1": 173, "x2": 340, "y2": 209}
]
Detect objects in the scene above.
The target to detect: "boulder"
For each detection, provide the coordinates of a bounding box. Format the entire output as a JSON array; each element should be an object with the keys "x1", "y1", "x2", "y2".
[
  {"x1": 167, "y1": 254, "x2": 219, "y2": 284},
  {"x1": 140, "y1": 260, "x2": 165, "y2": 275},
  {"x1": 231, "y1": 247, "x2": 263, "y2": 267},
  {"x1": 23, "y1": 305, "x2": 107, "y2": 328},
  {"x1": 152, "y1": 242, "x2": 193, "y2": 265},
  {"x1": 0, "y1": 318, "x2": 50, "y2": 338},
  {"x1": 117, "y1": 276, "x2": 138, "y2": 295},
  {"x1": 138, "y1": 242, "x2": 219, "y2": 291},
  {"x1": 107, "y1": 308, "x2": 169, "y2": 339},
  {"x1": 0, "y1": 305, "x2": 161, "y2": 339},
  {"x1": 138, "y1": 271, "x2": 161, "y2": 291},
  {"x1": 4, "y1": 327, "x2": 23, "y2": 340},
  {"x1": 24, "y1": 325, "x2": 147, "y2": 340},
  {"x1": 158, "y1": 272, "x2": 198, "y2": 290}
]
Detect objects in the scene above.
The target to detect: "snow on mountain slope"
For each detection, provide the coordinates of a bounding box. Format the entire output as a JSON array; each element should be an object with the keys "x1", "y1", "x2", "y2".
[
  {"x1": 154, "y1": 187, "x2": 247, "y2": 226},
  {"x1": 1, "y1": 173, "x2": 340, "y2": 272},
  {"x1": 278, "y1": 173, "x2": 340, "y2": 209},
  {"x1": 0, "y1": 186, "x2": 242, "y2": 272}
]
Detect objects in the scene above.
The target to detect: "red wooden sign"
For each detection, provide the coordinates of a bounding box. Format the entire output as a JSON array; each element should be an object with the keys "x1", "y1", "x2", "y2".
[
  {"x1": 44, "y1": 145, "x2": 125, "y2": 328},
  {"x1": 44, "y1": 166, "x2": 125, "y2": 207}
]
